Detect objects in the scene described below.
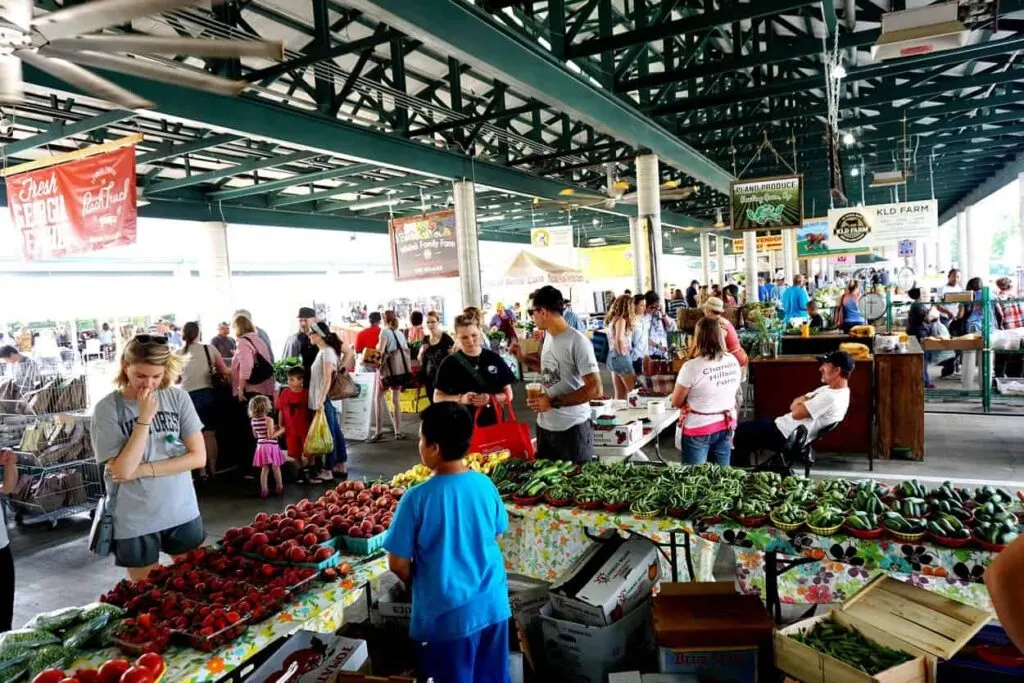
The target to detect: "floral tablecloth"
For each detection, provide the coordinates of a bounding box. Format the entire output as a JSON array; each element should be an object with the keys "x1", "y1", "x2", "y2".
[
  {"x1": 502, "y1": 503, "x2": 994, "y2": 611},
  {"x1": 72, "y1": 556, "x2": 388, "y2": 683}
]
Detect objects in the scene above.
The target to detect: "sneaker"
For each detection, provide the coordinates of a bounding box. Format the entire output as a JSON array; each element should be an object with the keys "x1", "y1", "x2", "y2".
[
  {"x1": 366, "y1": 433, "x2": 385, "y2": 444},
  {"x1": 313, "y1": 470, "x2": 334, "y2": 483},
  {"x1": 332, "y1": 470, "x2": 349, "y2": 481},
  {"x1": 925, "y1": 383, "x2": 937, "y2": 390}
]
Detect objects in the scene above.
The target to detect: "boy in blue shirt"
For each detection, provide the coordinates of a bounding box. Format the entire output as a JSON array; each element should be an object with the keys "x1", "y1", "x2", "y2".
[{"x1": 384, "y1": 401, "x2": 511, "y2": 683}]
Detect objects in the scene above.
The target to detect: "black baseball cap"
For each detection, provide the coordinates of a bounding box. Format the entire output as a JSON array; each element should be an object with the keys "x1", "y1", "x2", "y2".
[
  {"x1": 818, "y1": 351, "x2": 855, "y2": 374},
  {"x1": 297, "y1": 306, "x2": 316, "y2": 318}
]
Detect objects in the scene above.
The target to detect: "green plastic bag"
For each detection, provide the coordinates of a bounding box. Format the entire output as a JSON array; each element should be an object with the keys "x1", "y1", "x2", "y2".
[{"x1": 304, "y1": 408, "x2": 333, "y2": 456}]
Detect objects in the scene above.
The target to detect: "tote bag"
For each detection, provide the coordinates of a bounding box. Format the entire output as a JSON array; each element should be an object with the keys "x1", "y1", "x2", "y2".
[
  {"x1": 469, "y1": 397, "x2": 535, "y2": 461},
  {"x1": 379, "y1": 329, "x2": 413, "y2": 389},
  {"x1": 89, "y1": 392, "x2": 132, "y2": 556}
]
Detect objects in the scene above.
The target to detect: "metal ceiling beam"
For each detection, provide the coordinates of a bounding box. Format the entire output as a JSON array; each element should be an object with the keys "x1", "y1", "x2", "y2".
[
  {"x1": 141, "y1": 195, "x2": 389, "y2": 233},
  {"x1": 272, "y1": 174, "x2": 418, "y2": 208},
  {"x1": 406, "y1": 101, "x2": 545, "y2": 137},
  {"x1": 206, "y1": 163, "x2": 379, "y2": 201},
  {"x1": 340, "y1": 0, "x2": 734, "y2": 192},
  {"x1": 568, "y1": 0, "x2": 815, "y2": 58},
  {"x1": 4, "y1": 109, "x2": 134, "y2": 155},
  {"x1": 243, "y1": 26, "x2": 394, "y2": 84},
  {"x1": 146, "y1": 150, "x2": 322, "y2": 195},
  {"x1": 136, "y1": 133, "x2": 245, "y2": 165}
]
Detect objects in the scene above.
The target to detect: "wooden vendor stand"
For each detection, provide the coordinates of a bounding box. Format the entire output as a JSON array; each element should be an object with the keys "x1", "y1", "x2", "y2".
[
  {"x1": 749, "y1": 332, "x2": 928, "y2": 468},
  {"x1": 874, "y1": 338, "x2": 925, "y2": 461}
]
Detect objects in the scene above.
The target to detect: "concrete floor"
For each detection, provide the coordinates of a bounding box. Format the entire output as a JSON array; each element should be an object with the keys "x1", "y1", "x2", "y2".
[{"x1": 7, "y1": 385, "x2": 1024, "y2": 629}]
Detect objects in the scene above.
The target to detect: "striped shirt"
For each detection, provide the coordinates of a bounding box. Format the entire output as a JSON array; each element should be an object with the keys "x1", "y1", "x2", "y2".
[{"x1": 251, "y1": 417, "x2": 275, "y2": 443}]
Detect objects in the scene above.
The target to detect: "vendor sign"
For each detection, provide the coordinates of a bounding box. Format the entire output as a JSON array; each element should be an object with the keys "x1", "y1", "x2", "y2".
[
  {"x1": 389, "y1": 209, "x2": 458, "y2": 280},
  {"x1": 7, "y1": 145, "x2": 137, "y2": 260},
  {"x1": 531, "y1": 225, "x2": 572, "y2": 249},
  {"x1": 798, "y1": 217, "x2": 865, "y2": 258},
  {"x1": 579, "y1": 243, "x2": 634, "y2": 279},
  {"x1": 800, "y1": 200, "x2": 938, "y2": 256},
  {"x1": 729, "y1": 174, "x2": 803, "y2": 230},
  {"x1": 730, "y1": 233, "x2": 782, "y2": 254}
]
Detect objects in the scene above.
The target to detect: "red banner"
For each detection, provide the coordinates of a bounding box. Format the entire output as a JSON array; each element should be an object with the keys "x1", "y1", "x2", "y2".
[{"x1": 7, "y1": 146, "x2": 137, "y2": 260}]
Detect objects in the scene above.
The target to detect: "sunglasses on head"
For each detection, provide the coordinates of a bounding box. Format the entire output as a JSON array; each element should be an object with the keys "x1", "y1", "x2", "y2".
[{"x1": 134, "y1": 334, "x2": 168, "y2": 345}]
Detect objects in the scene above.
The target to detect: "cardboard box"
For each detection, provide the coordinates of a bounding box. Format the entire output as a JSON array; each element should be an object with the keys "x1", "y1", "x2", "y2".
[
  {"x1": 247, "y1": 630, "x2": 369, "y2": 682},
  {"x1": 540, "y1": 599, "x2": 654, "y2": 683},
  {"x1": 653, "y1": 582, "x2": 774, "y2": 683},
  {"x1": 508, "y1": 574, "x2": 551, "y2": 672},
  {"x1": 609, "y1": 674, "x2": 699, "y2": 683},
  {"x1": 592, "y1": 421, "x2": 643, "y2": 446},
  {"x1": 370, "y1": 583, "x2": 412, "y2": 631},
  {"x1": 921, "y1": 337, "x2": 984, "y2": 351},
  {"x1": 943, "y1": 291, "x2": 975, "y2": 303},
  {"x1": 550, "y1": 535, "x2": 660, "y2": 627},
  {"x1": 774, "y1": 575, "x2": 990, "y2": 683}
]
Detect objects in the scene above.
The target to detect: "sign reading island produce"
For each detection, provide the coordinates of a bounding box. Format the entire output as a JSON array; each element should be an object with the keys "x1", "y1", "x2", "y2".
[
  {"x1": 389, "y1": 209, "x2": 459, "y2": 280},
  {"x1": 6, "y1": 145, "x2": 137, "y2": 261},
  {"x1": 730, "y1": 174, "x2": 803, "y2": 231}
]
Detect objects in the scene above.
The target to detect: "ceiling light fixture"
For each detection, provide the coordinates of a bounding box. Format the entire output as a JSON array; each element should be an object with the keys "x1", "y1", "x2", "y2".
[
  {"x1": 851, "y1": 166, "x2": 860, "y2": 177},
  {"x1": 478, "y1": 214, "x2": 506, "y2": 223},
  {"x1": 714, "y1": 208, "x2": 725, "y2": 229},
  {"x1": 592, "y1": 217, "x2": 600, "y2": 227},
  {"x1": 587, "y1": 237, "x2": 606, "y2": 246},
  {"x1": 831, "y1": 63, "x2": 847, "y2": 80},
  {"x1": 842, "y1": 132, "x2": 856, "y2": 146}
]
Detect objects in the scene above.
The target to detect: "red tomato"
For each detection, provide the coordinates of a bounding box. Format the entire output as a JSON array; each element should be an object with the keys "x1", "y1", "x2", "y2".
[
  {"x1": 97, "y1": 660, "x2": 131, "y2": 683},
  {"x1": 60, "y1": 678, "x2": 82, "y2": 683},
  {"x1": 118, "y1": 667, "x2": 154, "y2": 683},
  {"x1": 74, "y1": 671, "x2": 102, "y2": 683},
  {"x1": 31, "y1": 671, "x2": 67, "y2": 683},
  {"x1": 134, "y1": 654, "x2": 164, "y2": 677}
]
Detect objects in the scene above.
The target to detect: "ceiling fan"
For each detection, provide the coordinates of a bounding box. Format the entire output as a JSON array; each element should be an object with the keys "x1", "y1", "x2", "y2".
[
  {"x1": 0, "y1": 0, "x2": 283, "y2": 109},
  {"x1": 531, "y1": 179, "x2": 698, "y2": 211}
]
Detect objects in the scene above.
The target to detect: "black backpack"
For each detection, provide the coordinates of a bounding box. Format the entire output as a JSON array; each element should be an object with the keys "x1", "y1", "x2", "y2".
[{"x1": 243, "y1": 337, "x2": 274, "y2": 384}]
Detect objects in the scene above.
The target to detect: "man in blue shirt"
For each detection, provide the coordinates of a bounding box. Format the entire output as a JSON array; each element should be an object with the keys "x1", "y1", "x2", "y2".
[
  {"x1": 384, "y1": 402, "x2": 510, "y2": 683},
  {"x1": 781, "y1": 274, "x2": 810, "y2": 324}
]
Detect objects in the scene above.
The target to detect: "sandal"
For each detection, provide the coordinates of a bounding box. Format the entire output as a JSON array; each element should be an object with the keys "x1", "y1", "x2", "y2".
[
  {"x1": 366, "y1": 433, "x2": 386, "y2": 443},
  {"x1": 394, "y1": 433, "x2": 408, "y2": 441}
]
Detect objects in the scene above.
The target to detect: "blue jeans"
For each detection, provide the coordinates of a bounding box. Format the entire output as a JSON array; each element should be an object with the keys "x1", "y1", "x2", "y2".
[
  {"x1": 322, "y1": 398, "x2": 347, "y2": 468},
  {"x1": 923, "y1": 351, "x2": 933, "y2": 386},
  {"x1": 682, "y1": 428, "x2": 733, "y2": 466},
  {"x1": 418, "y1": 620, "x2": 510, "y2": 683}
]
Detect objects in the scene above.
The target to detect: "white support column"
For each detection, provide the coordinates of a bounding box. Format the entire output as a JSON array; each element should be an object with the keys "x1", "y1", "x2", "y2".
[
  {"x1": 453, "y1": 179, "x2": 481, "y2": 308},
  {"x1": 635, "y1": 153, "x2": 663, "y2": 292},
  {"x1": 1019, "y1": 172, "x2": 1024, "y2": 270},
  {"x1": 716, "y1": 235, "x2": 726, "y2": 283},
  {"x1": 920, "y1": 241, "x2": 931, "y2": 277},
  {"x1": 966, "y1": 204, "x2": 990, "y2": 280},
  {"x1": 194, "y1": 221, "x2": 233, "y2": 340},
  {"x1": 744, "y1": 232, "x2": 758, "y2": 302},
  {"x1": 956, "y1": 210, "x2": 969, "y2": 275},
  {"x1": 782, "y1": 231, "x2": 796, "y2": 284},
  {"x1": 630, "y1": 216, "x2": 649, "y2": 293},
  {"x1": 699, "y1": 231, "x2": 711, "y2": 286}
]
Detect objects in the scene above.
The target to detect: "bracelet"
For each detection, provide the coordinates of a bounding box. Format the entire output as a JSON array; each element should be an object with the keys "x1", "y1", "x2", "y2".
[
  {"x1": 150, "y1": 463, "x2": 157, "y2": 478},
  {"x1": 135, "y1": 421, "x2": 150, "y2": 427}
]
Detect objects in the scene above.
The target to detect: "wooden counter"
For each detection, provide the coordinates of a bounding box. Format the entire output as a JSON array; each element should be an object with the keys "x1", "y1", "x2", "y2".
[
  {"x1": 749, "y1": 354, "x2": 873, "y2": 456},
  {"x1": 874, "y1": 338, "x2": 925, "y2": 461}
]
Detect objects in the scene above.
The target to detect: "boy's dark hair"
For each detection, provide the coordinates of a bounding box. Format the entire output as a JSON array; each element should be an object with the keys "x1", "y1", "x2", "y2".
[
  {"x1": 420, "y1": 402, "x2": 474, "y2": 461},
  {"x1": 632, "y1": 293, "x2": 646, "y2": 306},
  {"x1": 369, "y1": 311, "x2": 382, "y2": 325},
  {"x1": 410, "y1": 310, "x2": 424, "y2": 326},
  {"x1": 286, "y1": 366, "x2": 305, "y2": 379},
  {"x1": 908, "y1": 287, "x2": 921, "y2": 300},
  {"x1": 644, "y1": 290, "x2": 659, "y2": 306},
  {"x1": 530, "y1": 286, "x2": 565, "y2": 315},
  {"x1": 0, "y1": 346, "x2": 18, "y2": 359}
]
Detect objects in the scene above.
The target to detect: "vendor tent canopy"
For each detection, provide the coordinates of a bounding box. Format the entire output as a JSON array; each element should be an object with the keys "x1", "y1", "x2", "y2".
[
  {"x1": 489, "y1": 250, "x2": 585, "y2": 288},
  {"x1": 856, "y1": 253, "x2": 889, "y2": 264}
]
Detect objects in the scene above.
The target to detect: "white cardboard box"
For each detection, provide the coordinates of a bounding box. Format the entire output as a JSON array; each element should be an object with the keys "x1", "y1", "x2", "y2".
[
  {"x1": 549, "y1": 536, "x2": 660, "y2": 627},
  {"x1": 592, "y1": 421, "x2": 643, "y2": 447},
  {"x1": 246, "y1": 630, "x2": 369, "y2": 682},
  {"x1": 540, "y1": 599, "x2": 654, "y2": 683}
]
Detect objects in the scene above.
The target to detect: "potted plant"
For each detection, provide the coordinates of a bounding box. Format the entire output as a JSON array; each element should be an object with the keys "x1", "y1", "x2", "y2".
[
  {"x1": 753, "y1": 316, "x2": 780, "y2": 359},
  {"x1": 486, "y1": 330, "x2": 505, "y2": 352}
]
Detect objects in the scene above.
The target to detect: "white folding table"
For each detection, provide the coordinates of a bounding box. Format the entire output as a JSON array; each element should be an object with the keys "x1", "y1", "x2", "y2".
[{"x1": 593, "y1": 408, "x2": 680, "y2": 463}]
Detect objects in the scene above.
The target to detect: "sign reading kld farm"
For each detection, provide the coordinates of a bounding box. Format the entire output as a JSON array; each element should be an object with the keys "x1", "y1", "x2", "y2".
[
  {"x1": 826, "y1": 200, "x2": 938, "y2": 251},
  {"x1": 7, "y1": 146, "x2": 137, "y2": 260},
  {"x1": 730, "y1": 174, "x2": 803, "y2": 231}
]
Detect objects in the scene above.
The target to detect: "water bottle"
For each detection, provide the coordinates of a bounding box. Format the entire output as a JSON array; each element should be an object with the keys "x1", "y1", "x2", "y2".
[{"x1": 165, "y1": 434, "x2": 188, "y2": 457}]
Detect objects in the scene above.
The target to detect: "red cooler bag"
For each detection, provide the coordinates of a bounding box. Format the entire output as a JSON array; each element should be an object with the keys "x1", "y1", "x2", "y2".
[{"x1": 470, "y1": 397, "x2": 536, "y2": 461}]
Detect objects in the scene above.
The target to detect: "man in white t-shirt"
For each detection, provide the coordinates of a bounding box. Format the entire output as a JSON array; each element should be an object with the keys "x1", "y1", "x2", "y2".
[{"x1": 732, "y1": 351, "x2": 853, "y2": 466}]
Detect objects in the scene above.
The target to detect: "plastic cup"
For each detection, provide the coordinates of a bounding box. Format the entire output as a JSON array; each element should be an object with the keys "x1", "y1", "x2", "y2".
[{"x1": 526, "y1": 383, "x2": 545, "y2": 400}]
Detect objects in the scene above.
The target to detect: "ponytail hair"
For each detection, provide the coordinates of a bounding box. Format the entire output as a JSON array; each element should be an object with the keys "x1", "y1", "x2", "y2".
[
  {"x1": 384, "y1": 309, "x2": 399, "y2": 330},
  {"x1": 181, "y1": 321, "x2": 200, "y2": 351},
  {"x1": 311, "y1": 320, "x2": 343, "y2": 357}
]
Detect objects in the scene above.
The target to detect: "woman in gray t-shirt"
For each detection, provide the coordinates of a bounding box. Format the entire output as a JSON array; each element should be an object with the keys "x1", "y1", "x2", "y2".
[
  {"x1": 307, "y1": 321, "x2": 349, "y2": 483},
  {"x1": 91, "y1": 335, "x2": 206, "y2": 580}
]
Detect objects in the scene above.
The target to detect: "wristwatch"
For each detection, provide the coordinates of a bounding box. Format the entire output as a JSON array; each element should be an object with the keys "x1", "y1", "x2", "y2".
[{"x1": 551, "y1": 396, "x2": 563, "y2": 409}]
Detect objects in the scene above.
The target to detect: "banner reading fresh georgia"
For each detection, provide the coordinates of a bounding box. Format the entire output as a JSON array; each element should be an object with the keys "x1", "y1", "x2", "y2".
[
  {"x1": 389, "y1": 209, "x2": 459, "y2": 280},
  {"x1": 7, "y1": 146, "x2": 138, "y2": 261},
  {"x1": 729, "y1": 174, "x2": 803, "y2": 231}
]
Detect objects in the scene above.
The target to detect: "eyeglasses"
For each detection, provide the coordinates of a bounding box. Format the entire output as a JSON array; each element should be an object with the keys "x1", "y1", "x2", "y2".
[
  {"x1": 527, "y1": 309, "x2": 536, "y2": 316},
  {"x1": 134, "y1": 334, "x2": 168, "y2": 345}
]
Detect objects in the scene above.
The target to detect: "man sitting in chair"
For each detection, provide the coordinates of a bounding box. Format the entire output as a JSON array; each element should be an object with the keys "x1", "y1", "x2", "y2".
[{"x1": 732, "y1": 351, "x2": 854, "y2": 467}]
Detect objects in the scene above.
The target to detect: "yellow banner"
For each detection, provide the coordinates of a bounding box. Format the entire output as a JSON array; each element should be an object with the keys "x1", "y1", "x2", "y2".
[
  {"x1": 579, "y1": 244, "x2": 634, "y2": 280},
  {"x1": 732, "y1": 234, "x2": 783, "y2": 254}
]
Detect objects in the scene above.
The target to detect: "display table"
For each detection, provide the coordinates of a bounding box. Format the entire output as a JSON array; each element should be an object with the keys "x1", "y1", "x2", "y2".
[
  {"x1": 874, "y1": 338, "x2": 925, "y2": 460},
  {"x1": 593, "y1": 409, "x2": 680, "y2": 463},
  {"x1": 501, "y1": 503, "x2": 994, "y2": 617},
  {"x1": 71, "y1": 556, "x2": 388, "y2": 683}
]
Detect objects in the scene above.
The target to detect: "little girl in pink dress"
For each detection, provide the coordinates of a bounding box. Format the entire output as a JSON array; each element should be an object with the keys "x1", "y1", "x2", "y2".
[{"x1": 249, "y1": 395, "x2": 285, "y2": 497}]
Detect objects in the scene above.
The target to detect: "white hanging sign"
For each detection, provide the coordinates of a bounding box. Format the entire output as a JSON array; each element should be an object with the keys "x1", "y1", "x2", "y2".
[{"x1": 825, "y1": 200, "x2": 938, "y2": 251}]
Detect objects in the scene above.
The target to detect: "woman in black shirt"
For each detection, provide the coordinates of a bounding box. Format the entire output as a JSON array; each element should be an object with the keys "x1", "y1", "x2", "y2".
[
  {"x1": 418, "y1": 310, "x2": 455, "y2": 403},
  {"x1": 434, "y1": 313, "x2": 516, "y2": 425}
]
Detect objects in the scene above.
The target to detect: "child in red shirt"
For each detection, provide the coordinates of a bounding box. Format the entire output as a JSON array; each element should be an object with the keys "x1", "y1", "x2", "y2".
[{"x1": 276, "y1": 366, "x2": 313, "y2": 482}]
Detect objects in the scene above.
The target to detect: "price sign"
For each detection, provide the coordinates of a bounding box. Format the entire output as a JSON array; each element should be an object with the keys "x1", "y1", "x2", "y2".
[{"x1": 898, "y1": 239, "x2": 915, "y2": 258}]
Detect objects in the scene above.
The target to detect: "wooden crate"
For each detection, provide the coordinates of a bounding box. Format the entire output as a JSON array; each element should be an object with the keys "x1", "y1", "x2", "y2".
[
  {"x1": 775, "y1": 575, "x2": 990, "y2": 683},
  {"x1": 921, "y1": 337, "x2": 984, "y2": 351}
]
